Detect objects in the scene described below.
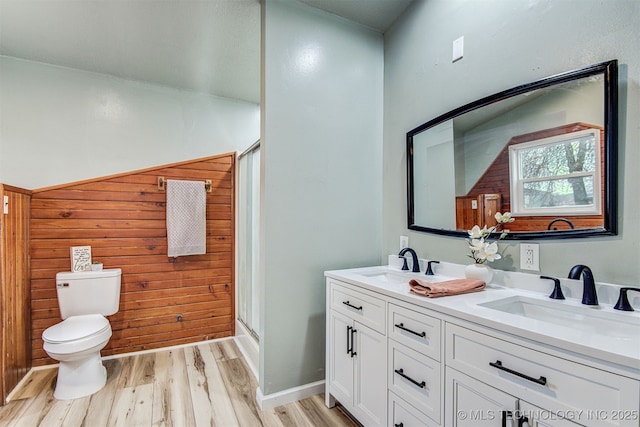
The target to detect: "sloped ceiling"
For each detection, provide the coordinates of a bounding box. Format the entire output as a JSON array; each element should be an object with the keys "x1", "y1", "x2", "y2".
[{"x1": 0, "y1": 0, "x2": 413, "y2": 104}]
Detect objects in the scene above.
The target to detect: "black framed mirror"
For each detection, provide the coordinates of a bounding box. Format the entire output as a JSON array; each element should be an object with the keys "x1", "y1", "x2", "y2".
[{"x1": 407, "y1": 60, "x2": 618, "y2": 240}]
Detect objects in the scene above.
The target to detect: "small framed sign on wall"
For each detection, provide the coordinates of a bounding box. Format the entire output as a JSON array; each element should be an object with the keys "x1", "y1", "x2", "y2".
[{"x1": 70, "y1": 246, "x2": 92, "y2": 272}]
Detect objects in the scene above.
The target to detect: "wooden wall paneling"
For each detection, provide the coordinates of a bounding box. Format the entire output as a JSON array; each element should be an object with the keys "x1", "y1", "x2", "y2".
[
  {"x1": 29, "y1": 153, "x2": 236, "y2": 366},
  {"x1": 455, "y1": 197, "x2": 476, "y2": 230},
  {"x1": 0, "y1": 184, "x2": 32, "y2": 404}
]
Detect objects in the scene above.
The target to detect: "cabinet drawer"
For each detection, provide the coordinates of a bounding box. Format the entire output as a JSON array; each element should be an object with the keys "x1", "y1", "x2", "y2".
[
  {"x1": 330, "y1": 281, "x2": 385, "y2": 334},
  {"x1": 446, "y1": 323, "x2": 640, "y2": 427},
  {"x1": 388, "y1": 340, "x2": 441, "y2": 424},
  {"x1": 388, "y1": 303, "x2": 441, "y2": 361},
  {"x1": 389, "y1": 391, "x2": 438, "y2": 427}
]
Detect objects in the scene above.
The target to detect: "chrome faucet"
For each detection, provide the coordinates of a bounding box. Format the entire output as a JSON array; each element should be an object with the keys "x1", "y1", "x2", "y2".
[
  {"x1": 398, "y1": 247, "x2": 420, "y2": 273},
  {"x1": 568, "y1": 264, "x2": 598, "y2": 305}
]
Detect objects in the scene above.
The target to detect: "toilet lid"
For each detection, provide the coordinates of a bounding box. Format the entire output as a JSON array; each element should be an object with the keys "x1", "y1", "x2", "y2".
[{"x1": 42, "y1": 314, "x2": 110, "y2": 343}]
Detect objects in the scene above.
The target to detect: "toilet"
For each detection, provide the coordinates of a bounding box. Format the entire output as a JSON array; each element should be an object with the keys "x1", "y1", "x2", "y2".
[{"x1": 42, "y1": 268, "x2": 122, "y2": 400}]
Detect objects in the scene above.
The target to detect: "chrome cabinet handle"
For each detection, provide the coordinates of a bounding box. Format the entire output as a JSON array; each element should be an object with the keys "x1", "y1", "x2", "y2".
[
  {"x1": 394, "y1": 322, "x2": 426, "y2": 338},
  {"x1": 490, "y1": 360, "x2": 547, "y2": 386},
  {"x1": 394, "y1": 368, "x2": 425, "y2": 389}
]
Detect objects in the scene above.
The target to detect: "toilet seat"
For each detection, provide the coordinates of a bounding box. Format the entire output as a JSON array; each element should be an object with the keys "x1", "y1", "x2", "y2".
[{"x1": 43, "y1": 314, "x2": 112, "y2": 355}]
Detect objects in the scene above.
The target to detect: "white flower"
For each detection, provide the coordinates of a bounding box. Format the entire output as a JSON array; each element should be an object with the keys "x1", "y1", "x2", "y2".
[
  {"x1": 468, "y1": 238, "x2": 485, "y2": 252},
  {"x1": 481, "y1": 241, "x2": 502, "y2": 262},
  {"x1": 468, "y1": 225, "x2": 488, "y2": 239},
  {"x1": 466, "y1": 215, "x2": 514, "y2": 264},
  {"x1": 495, "y1": 211, "x2": 514, "y2": 224}
]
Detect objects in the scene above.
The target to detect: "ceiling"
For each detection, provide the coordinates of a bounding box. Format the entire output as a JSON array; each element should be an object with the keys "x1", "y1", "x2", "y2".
[
  {"x1": 299, "y1": 0, "x2": 413, "y2": 32},
  {"x1": 0, "y1": 0, "x2": 413, "y2": 105}
]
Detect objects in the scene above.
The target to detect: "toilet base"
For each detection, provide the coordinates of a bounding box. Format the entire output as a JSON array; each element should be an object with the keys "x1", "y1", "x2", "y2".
[{"x1": 52, "y1": 351, "x2": 107, "y2": 400}]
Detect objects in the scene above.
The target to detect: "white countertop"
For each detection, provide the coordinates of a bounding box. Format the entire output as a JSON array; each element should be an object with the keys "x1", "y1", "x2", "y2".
[{"x1": 325, "y1": 264, "x2": 640, "y2": 375}]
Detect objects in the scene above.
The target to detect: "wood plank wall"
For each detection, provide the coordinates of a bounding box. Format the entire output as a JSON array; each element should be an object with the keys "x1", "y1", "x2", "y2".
[
  {"x1": 29, "y1": 153, "x2": 235, "y2": 366},
  {"x1": 456, "y1": 123, "x2": 605, "y2": 232},
  {"x1": 0, "y1": 184, "x2": 32, "y2": 403}
]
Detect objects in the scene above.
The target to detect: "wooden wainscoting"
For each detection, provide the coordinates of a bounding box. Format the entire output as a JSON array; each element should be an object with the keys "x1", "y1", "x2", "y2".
[
  {"x1": 0, "y1": 184, "x2": 32, "y2": 403},
  {"x1": 29, "y1": 153, "x2": 235, "y2": 366}
]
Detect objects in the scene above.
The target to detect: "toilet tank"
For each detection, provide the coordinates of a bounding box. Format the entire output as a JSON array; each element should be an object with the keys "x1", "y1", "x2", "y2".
[{"x1": 55, "y1": 268, "x2": 122, "y2": 319}]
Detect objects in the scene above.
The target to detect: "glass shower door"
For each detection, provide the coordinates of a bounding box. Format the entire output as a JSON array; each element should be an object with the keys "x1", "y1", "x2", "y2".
[{"x1": 238, "y1": 143, "x2": 260, "y2": 341}]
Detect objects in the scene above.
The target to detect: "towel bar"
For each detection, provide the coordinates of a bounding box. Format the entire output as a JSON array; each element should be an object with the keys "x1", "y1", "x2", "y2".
[{"x1": 157, "y1": 177, "x2": 212, "y2": 193}]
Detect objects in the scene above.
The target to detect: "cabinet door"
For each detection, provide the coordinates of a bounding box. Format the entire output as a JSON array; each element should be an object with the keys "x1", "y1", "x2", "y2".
[
  {"x1": 354, "y1": 322, "x2": 387, "y2": 426},
  {"x1": 518, "y1": 401, "x2": 583, "y2": 427},
  {"x1": 446, "y1": 367, "x2": 517, "y2": 427},
  {"x1": 329, "y1": 311, "x2": 354, "y2": 404}
]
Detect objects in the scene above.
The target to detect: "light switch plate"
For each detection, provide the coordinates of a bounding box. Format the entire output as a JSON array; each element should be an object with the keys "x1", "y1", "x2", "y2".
[
  {"x1": 3, "y1": 196, "x2": 8, "y2": 214},
  {"x1": 400, "y1": 235, "x2": 409, "y2": 250},
  {"x1": 452, "y1": 36, "x2": 464, "y2": 62}
]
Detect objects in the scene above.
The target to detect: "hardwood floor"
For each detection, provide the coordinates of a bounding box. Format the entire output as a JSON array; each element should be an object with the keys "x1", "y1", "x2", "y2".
[{"x1": 0, "y1": 339, "x2": 358, "y2": 427}]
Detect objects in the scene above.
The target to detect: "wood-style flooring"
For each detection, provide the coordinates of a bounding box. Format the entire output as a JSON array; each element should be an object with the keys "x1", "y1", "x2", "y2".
[{"x1": 0, "y1": 339, "x2": 358, "y2": 427}]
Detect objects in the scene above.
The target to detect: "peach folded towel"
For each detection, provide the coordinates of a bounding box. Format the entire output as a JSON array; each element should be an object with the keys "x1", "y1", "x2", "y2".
[{"x1": 409, "y1": 278, "x2": 486, "y2": 298}]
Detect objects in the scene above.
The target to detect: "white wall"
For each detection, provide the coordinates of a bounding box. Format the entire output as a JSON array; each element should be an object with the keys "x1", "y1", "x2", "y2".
[
  {"x1": 0, "y1": 55, "x2": 260, "y2": 189},
  {"x1": 384, "y1": 0, "x2": 640, "y2": 285},
  {"x1": 261, "y1": 0, "x2": 383, "y2": 395}
]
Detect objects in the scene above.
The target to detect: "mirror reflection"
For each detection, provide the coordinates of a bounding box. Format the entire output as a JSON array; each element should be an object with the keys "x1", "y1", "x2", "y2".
[{"x1": 407, "y1": 60, "x2": 617, "y2": 239}]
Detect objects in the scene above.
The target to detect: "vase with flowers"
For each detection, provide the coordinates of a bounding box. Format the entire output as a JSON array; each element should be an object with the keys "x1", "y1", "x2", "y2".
[{"x1": 465, "y1": 212, "x2": 514, "y2": 282}]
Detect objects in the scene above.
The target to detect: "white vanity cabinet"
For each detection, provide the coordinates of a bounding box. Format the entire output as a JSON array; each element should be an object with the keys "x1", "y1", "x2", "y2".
[
  {"x1": 446, "y1": 323, "x2": 640, "y2": 427},
  {"x1": 326, "y1": 278, "x2": 444, "y2": 427},
  {"x1": 325, "y1": 271, "x2": 640, "y2": 427},
  {"x1": 327, "y1": 280, "x2": 387, "y2": 426}
]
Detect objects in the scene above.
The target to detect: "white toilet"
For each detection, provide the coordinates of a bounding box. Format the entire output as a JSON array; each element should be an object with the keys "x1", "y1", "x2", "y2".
[{"x1": 42, "y1": 268, "x2": 122, "y2": 400}]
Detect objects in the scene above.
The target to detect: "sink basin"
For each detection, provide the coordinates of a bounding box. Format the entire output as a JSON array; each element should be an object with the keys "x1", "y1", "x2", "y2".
[
  {"x1": 479, "y1": 296, "x2": 640, "y2": 337},
  {"x1": 359, "y1": 271, "x2": 412, "y2": 284}
]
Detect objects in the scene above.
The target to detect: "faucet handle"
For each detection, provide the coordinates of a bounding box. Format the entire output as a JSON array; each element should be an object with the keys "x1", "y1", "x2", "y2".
[
  {"x1": 426, "y1": 260, "x2": 440, "y2": 276},
  {"x1": 399, "y1": 255, "x2": 409, "y2": 271},
  {"x1": 540, "y1": 275, "x2": 565, "y2": 300},
  {"x1": 614, "y1": 287, "x2": 640, "y2": 311}
]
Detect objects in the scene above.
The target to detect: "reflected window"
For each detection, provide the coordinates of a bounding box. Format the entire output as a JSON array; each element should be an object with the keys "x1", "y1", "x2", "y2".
[{"x1": 509, "y1": 129, "x2": 601, "y2": 216}]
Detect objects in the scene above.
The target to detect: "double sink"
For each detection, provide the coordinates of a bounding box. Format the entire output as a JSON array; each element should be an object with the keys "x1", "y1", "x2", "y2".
[{"x1": 350, "y1": 267, "x2": 640, "y2": 367}]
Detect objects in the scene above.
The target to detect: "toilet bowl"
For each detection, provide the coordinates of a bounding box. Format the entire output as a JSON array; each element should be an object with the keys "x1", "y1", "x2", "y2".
[
  {"x1": 43, "y1": 314, "x2": 112, "y2": 400},
  {"x1": 42, "y1": 268, "x2": 121, "y2": 400}
]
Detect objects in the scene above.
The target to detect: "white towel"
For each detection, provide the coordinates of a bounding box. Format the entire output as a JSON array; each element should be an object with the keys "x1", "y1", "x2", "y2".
[{"x1": 166, "y1": 179, "x2": 206, "y2": 257}]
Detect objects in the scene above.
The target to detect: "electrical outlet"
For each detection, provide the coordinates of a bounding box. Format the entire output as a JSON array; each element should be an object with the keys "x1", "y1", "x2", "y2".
[
  {"x1": 400, "y1": 236, "x2": 409, "y2": 250},
  {"x1": 520, "y1": 243, "x2": 540, "y2": 271}
]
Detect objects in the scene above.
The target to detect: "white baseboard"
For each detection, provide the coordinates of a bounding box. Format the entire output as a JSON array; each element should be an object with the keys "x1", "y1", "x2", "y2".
[{"x1": 255, "y1": 380, "x2": 325, "y2": 410}]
